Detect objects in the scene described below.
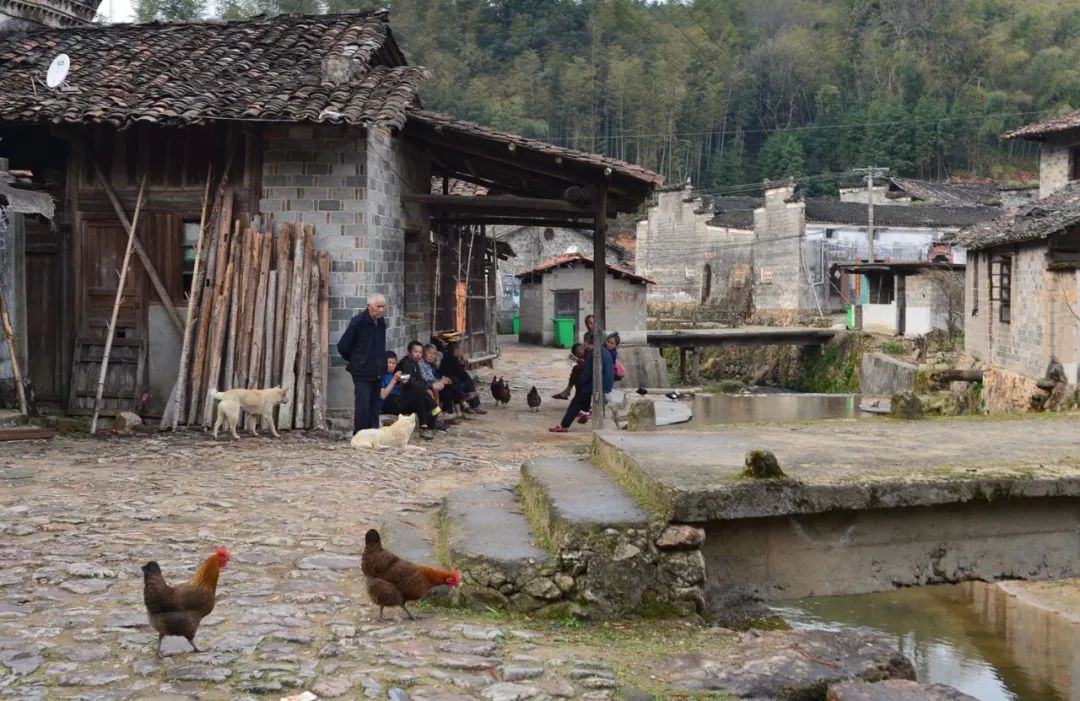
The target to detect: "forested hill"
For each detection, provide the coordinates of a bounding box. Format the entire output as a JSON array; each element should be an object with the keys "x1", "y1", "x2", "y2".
[{"x1": 136, "y1": 0, "x2": 1080, "y2": 195}]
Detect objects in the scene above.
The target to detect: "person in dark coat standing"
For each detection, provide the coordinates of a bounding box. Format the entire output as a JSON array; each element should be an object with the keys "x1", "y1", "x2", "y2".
[{"x1": 337, "y1": 292, "x2": 388, "y2": 434}]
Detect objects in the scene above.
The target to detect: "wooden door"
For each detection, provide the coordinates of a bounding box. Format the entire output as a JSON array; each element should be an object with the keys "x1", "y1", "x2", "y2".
[
  {"x1": 24, "y1": 219, "x2": 63, "y2": 402},
  {"x1": 79, "y1": 219, "x2": 146, "y2": 340},
  {"x1": 554, "y1": 289, "x2": 580, "y2": 340}
]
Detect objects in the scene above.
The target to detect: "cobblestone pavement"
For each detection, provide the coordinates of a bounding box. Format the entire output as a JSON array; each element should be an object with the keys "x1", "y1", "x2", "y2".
[{"x1": 0, "y1": 343, "x2": 661, "y2": 700}]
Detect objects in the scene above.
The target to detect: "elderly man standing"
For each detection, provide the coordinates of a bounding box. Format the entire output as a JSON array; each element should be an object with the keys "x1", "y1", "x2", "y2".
[{"x1": 337, "y1": 292, "x2": 388, "y2": 434}]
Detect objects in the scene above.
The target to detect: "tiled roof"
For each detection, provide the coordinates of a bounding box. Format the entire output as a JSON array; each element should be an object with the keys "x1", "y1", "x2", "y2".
[
  {"x1": 705, "y1": 196, "x2": 997, "y2": 230},
  {"x1": 1003, "y1": 109, "x2": 1080, "y2": 140},
  {"x1": 516, "y1": 253, "x2": 654, "y2": 285},
  {"x1": 607, "y1": 229, "x2": 636, "y2": 253},
  {"x1": 888, "y1": 177, "x2": 1001, "y2": 207},
  {"x1": 407, "y1": 110, "x2": 664, "y2": 189},
  {"x1": 804, "y1": 200, "x2": 998, "y2": 228},
  {"x1": 0, "y1": 11, "x2": 427, "y2": 128},
  {"x1": 953, "y1": 183, "x2": 1080, "y2": 250}
]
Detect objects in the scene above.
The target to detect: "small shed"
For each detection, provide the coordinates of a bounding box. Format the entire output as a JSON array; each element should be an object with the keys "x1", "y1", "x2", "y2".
[
  {"x1": 834, "y1": 261, "x2": 964, "y2": 336},
  {"x1": 516, "y1": 253, "x2": 653, "y2": 346}
]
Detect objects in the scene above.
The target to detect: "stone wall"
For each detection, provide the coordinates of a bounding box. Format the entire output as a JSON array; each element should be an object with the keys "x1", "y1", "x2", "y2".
[
  {"x1": 966, "y1": 243, "x2": 1080, "y2": 411},
  {"x1": 259, "y1": 125, "x2": 430, "y2": 412},
  {"x1": 638, "y1": 186, "x2": 753, "y2": 305},
  {"x1": 860, "y1": 352, "x2": 920, "y2": 396},
  {"x1": 752, "y1": 181, "x2": 806, "y2": 312},
  {"x1": 1039, "y1": 137, "x2": 1074, "y2": 199}
]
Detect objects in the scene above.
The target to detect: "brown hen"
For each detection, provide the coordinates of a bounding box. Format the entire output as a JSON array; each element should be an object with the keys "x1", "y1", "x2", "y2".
[{"x1": 362, "y1": 529, "x2": 461, "y2": 620}]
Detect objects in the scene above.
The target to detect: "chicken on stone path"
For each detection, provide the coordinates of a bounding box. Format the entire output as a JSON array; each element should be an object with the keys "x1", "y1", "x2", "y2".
[
  {"x1": 362, "y1": 529, "x2": 461, "y2": 621},
  {"x1": 141, "y1": 547, "x2": 230, "y2": 656}
]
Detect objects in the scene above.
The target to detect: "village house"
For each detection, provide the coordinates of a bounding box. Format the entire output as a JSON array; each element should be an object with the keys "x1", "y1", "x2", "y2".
[
  {"x1": 840, "y1": 176, "x2": 1037, "y2": 210},
  {"x1": 0, "y1": 7, "x2": 661, "y2": 420},
  {"x1": 955, "y1": 110, "x2": 1080, "y2": 411},
  {"x1": 637, "y1": 181, "x2": 994, "y2": 330},
  {"x1": 493, "y1": 224, "x2": 633, "y2": 332}
]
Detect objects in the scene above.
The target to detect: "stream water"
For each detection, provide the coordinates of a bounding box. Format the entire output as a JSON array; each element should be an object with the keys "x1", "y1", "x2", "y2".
[
  {"x1": 773, "y1": 582, "x2": 1080, "y2": 700},
  {"x1": 682, "y1": 391, "x2": 873, "y2": 426}
]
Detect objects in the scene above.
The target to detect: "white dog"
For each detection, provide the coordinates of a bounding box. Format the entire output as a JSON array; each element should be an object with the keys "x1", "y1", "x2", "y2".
[
  {"x1": 211, "y1": 386, "x2": 289, "y2": 440},
  {"x1": 350, "y1": 413, "x2": 420, "y2": 451}
]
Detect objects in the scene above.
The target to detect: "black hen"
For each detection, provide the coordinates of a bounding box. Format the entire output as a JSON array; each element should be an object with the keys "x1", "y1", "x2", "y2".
[
  {"x1": 494, "y1": 377, "x2": 512, "y2": 407},
  {"x1": 526, "y1": 386, "x2": 541, "y2": 412}
]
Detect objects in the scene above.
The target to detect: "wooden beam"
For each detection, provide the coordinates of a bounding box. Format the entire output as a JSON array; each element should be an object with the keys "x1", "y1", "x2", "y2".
[
  {"x1": 91, "y1": 159, "x2": 184, "y2": 334},
  {"x1": 406, "y1": 128, "x2": 652, "y2": 208},
  {"x1": 592, "y1": 181, "x2": 608, "y2": 429},
  {"x1": 401, "y1": 193, "x2": 593, "y2": 214}
]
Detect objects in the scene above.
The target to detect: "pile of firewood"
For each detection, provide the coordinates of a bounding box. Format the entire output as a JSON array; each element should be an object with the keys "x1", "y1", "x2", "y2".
[{"x1": 163, "y1": 184, "x2": 330, "y2": 431}]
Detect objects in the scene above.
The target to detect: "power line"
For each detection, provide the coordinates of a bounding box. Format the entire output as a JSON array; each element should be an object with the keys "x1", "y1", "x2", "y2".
[{"x1": 541, "y1": 109, "x2": 1052, "y2": 144}]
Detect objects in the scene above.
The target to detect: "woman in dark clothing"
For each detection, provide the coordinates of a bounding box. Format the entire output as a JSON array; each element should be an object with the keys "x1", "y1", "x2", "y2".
[{"x1": 439, "y1": 343, "x2": 486, "y2": 414}]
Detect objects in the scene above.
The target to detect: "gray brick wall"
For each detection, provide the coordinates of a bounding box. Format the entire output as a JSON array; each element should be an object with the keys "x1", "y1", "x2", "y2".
[
  {"x1": 1040, "y1": 138, "x2": 1073, "y2": 199},
  {"x1": 259, "y1": 125, "x2": 430, "y2": 412},
  {"x1": 752, "y1": 182, "x2": 806, "y2": 312},
  {"x1": 966, "y1": 243, "x2": 1080, "y2": 383}
]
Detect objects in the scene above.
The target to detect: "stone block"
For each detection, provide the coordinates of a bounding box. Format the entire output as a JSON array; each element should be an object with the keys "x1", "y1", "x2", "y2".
[
  {"x1": 655, "y1": 525, "x2": 705, "y2": 550},
  {"x1": 626, "y1": 398, "x2": 656, "y2": 432}
]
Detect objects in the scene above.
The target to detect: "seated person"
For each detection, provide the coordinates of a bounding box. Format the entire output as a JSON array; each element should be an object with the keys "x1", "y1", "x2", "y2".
[
  {"x1": 420, "y1": 343, "x2": 451, "y2": 409},
  {"x1": 379, "y1": 351, "x2": 405, "y2": 415},
  {"x1": 439, "y1": 342, "x2": 485, "y2": 414},
  {"x1": 397, "y1": 341, "x2": 447, "y2": 432}
]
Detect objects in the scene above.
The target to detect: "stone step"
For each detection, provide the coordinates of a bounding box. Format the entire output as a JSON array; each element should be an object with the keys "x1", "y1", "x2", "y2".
[
  {"x1": 378, "y1": 516, "x2": 438, "y2": 565},
  {"x1": 519, "y1": 455, "x2": 650, "y2": 550},
  {"x1": 440, "y1": 485, "x2": 562, "y2": 613}
]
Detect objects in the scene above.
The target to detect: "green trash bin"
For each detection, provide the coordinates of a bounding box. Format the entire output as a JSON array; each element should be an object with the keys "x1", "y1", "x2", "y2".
[
  {"x1": 552, "y1": 318, "x2": 576, "y2": 349},
  {"x1": 845, "y1": 304, "x2": 855, "y2": 330},
  {"x1": 512, "y1": 315, "x2": 520, "y2": 335}
]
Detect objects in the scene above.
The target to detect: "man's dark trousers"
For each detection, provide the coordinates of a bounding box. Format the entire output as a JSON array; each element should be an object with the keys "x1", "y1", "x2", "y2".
[{"x1": 353, "y1": 377, "x2": 381, "y2": 433}]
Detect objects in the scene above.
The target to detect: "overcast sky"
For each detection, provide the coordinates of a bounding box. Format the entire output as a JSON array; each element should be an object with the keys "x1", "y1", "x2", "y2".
[{"x1": 100, "y1": 0, "x2": 135, "y2": 24}]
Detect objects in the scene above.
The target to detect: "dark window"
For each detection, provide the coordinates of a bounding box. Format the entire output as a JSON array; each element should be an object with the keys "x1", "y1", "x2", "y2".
[
  {"x1": 1072, "y1": 147, "x2": 1080, "y2": 181},
  {"x1": 182, "y1": 222, "x2": 200, "y2": 298},
  {"x1": 971, "y1": 254, "x2": 979, "y2": 316},
  {"x1": 825, "y1": 228, "x2": 835, "y2": 239},
  {"x1": 543, "y1": 227, "x2": 555, "y2": 241},
  {"x1": 701, "y1": 263, "x2": 712, "y2": 303},
  {"x1": 994, "y1": 255, "x2": 1012, "y2": 324}
]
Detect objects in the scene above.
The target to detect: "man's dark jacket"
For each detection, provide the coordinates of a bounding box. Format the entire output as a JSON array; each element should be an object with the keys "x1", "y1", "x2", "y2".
[{"x1": 336, "y1": 310, "x2": 386, "y2": 381}]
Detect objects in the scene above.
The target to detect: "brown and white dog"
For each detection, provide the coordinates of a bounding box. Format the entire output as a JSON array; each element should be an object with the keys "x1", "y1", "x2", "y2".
[{"x1": 211, "y1": 387, "x2": 288, "y2": 439}]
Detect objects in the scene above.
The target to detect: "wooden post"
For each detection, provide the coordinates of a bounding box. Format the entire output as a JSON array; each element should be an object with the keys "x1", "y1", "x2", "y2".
[
  {"x1": 293, "y1": 227, "x2": 313, "y2": 428},
  {"x1": 307, "y1": 261, "x2": 322, "y2": 429},
  {"x1": 278, "y1": 225, "x2": 306, "y2": 428},
  {"x1": 317, "y1": 252, "x2": 330, "y2": 427},
  {"x1": 200, "y1": 223, "x2": 240, "y2": 427},
  {"x1": 163, "y1": 165, "x2": 213, "y2": 430},
  {"x1": 273, "y1": 225, "x2": 291, "y2": 385},
  {"x1": 247, "y1": 230, "x2": 271, "y2": 388},
  {"x1": 91, "y1": 159, "x2": 183, "y2": 334},
  {"x1": 0, "y1": 285, "x2": 28, "y2": 417},
  {"x1": 262, "y1": 271, "x2": 277, "y2": 389},
  {"x1": 223, "y1": 224, "x2": 245, "y2": 391},
  {"x1": 591, "y1": 181, "x2": 608, "y2": 429},
  {"x1": 90, "y1": 175, "x2": 147, "y2": 434},
  {"x1": 187, "y1": 191, "x2": 232, "y2": 424}
]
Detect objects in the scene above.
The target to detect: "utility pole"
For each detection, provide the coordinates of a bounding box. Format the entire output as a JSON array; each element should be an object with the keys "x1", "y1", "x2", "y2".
[{"x1": 852, "y1": 167, "x2": 889, "y2": 262}]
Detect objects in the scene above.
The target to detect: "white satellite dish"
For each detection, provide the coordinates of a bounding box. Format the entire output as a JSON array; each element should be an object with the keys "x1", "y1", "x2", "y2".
[{"x1": 46, "y1": 54, "x2": 70, "y2": 89}]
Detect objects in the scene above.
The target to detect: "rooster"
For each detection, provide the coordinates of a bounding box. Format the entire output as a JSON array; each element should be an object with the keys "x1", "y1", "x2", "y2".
[
  {"x1": 362, "y1": 529, "x2": 461, "y2": 621},
  {"x1": 493, "y1": 377, "x2": 512, "y2": 407},
  {"x1": 141, "y1": 547, "x2": 230, "y2": 656},
  {"x1": 489, "y1": 376, "x2": 500, "y2": 403},
  {"x1": 526, "y1": 386, "x2": 541, "y2": 412}
]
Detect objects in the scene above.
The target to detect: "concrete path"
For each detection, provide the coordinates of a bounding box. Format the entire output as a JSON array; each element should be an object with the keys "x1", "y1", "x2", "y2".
[{"x1": 596, "y1": 415, "x2": 1080, "y2": 521}]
